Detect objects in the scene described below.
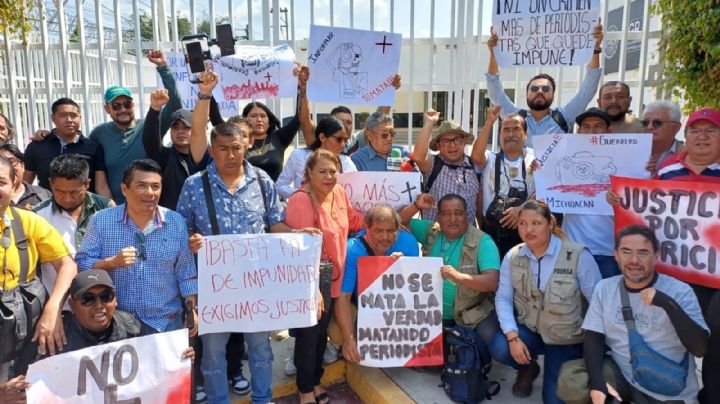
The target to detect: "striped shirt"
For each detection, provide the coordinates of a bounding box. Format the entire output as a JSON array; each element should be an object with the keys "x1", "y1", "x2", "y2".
[{"x1": 655, "y1": 151, "x2": 720, "y2": 182}]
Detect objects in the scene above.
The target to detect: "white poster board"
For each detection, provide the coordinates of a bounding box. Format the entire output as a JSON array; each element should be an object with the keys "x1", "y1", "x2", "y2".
[
  {"x1": 198, "y1": 233, "x2": 322, "y2": 334},
  {"x1": 491, "y1": 0, "x2": 601, "y2": 67},
  {"x1": 533, "y1": 133, "x2": 652, "y2": 214},
  {"x1": 26, "y1": 329, "x2": 190, "y2": 403},
  {"x1": 214, "y1": 44, "x2": 298, "y2": 100},
  {"x1": 337, "y1": 171, "x2": 422, "y2": 212},
  {"x1": 357, "y1": 257, "x2": 444, "y2": 367},
  {"x1": 307, "y1": 25, "x2": 401, "y2": 106}
]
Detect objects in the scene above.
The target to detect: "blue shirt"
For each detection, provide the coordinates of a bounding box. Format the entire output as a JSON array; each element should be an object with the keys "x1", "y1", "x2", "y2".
[
  {"x1": 485, "y1": 67, "x2": 603, "y2": 145},
  {"x1": 75, "y1": 205, "x2": 197, "y2": 332},
  {"x1": 176, "y1": 161, "x2": 283, "y2": 236},
  {"x1": 340, "y1": 230, "x2": 420, "y2": 294},
  {"x1": 351, "y1": 145, "x2": 389, "y2": 172},
  {"x1": 495, "y1": 235, "x2": 601, "y2": 334}
]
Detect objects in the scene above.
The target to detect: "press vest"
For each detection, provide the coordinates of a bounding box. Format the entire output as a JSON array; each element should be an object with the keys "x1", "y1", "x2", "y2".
[
  {"x1": 426, "y1": 224, "x2": 494, "y2": 327},
  {"x1": 508, "y1": 240, "x2": 585, "y2": 345}
]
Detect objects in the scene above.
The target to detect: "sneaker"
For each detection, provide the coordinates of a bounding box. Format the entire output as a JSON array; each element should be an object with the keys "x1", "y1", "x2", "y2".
[
  {"x1": 284, "y1": 356, "x2": 297, "y2": 376},
  {"x1": 512, "y1": 359, "x2": 540, "y2": 398},
  {"x1": 271, "y1": 329, "x2": 290, "y2": 341},
  {"x1": 323, "y1": 343, "x2": 338, "y2": 364},
  {"x1": 194, "y1": 385, "x2": 208, "y2": 403},
  {"x1": 229, "y1": 374, "x2": 251, "y2": 395}
]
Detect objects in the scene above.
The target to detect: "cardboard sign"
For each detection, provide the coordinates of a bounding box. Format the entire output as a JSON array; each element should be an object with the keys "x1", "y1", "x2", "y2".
[
  {"x1": 198, "y1": 233, "x2": 322, "y2": 334},
  {"x1": 357, "y1": 257, "x2": 444, "y2": 367},
  {"x1": 491, "y1": 0, "x2": 601, "y2": 67},
  {"x1": 215, "y1": 44, "x2": 298, "y2": 100},
  {"x1": 337, "y1": 171, "x2": 422, "y2": 212},
  {"x1": 26, "y1": 329, "x2": 190, "y2": 403},
  {"x1": 307, "y1": 25, "x2": 401, "y2": 106},
  {"x1": 534, "y1": 133, "x2": 652, "y2": 214},
  {"x1": 612, "y1": 176, "x2": 720, "y2": 288}
]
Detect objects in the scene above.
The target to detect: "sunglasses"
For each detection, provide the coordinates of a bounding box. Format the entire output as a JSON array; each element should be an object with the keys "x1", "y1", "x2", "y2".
[
  {"x1": 377, "y1": 131, "x2": 395, "y2": 140},
  {"x1": 640, "y1": 119, "x2": 675, "y2": 129},
  {"x1": 135, "y1": 232, "x2": 146, "y2": 261},
  {"x1": 110, "y1": 100, "x2": 133, "y2": 111},
  {"x1": 79, "y1": 289, "x2": 115, "y2": 306},
  {"x1": 529, "y1": 85, "x2": 552, "y2": 93},
  {"x1": 329, "y1": 135, "x2": 349, "y2": 144}
]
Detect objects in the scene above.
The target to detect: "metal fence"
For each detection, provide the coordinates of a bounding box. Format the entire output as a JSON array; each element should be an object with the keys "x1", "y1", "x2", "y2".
[{"x1": 1, "y1": 0, "x2": 664, "y2": 148}]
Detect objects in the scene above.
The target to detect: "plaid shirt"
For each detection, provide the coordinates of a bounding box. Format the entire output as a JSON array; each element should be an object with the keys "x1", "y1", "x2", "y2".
[
  {"x1": 422, "y1": 155, "x2": 481, "y2": 224},
  {"x1": 75, "y1": 205, "x2": 197, "y2": 332}
]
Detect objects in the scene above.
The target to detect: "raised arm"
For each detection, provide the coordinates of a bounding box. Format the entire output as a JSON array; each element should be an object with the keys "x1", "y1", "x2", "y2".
[
  {"x1": 297, "y1": 64, "x2": 315, "y2": 145},
  {"x1": 149, "y1": 50, "x2": 183, "y2": 135},
  {"x1": 487, "y1": 27, "x2": 499, "y2": 75},
  {"x1": 413, "y1": 109, "x2": 441, "y2": 173},
  {"x1": 471, "y1": 105, "x2": 501, "y2": 168},
  {"x1": 190, "y1": 72, "x2": 217, "y2": 164},
  {"x1": 142, "y1": 89, "x2": 169, "y2": 162},
  {"x1": 485, "y1": 28, "x2": 518, "y2": 116}
]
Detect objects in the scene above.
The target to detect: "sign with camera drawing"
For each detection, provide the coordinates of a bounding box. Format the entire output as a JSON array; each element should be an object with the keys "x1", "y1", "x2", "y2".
[
  {"x1": 533, "y1": 133, "x2": 651, "y2": 214},
  {"x1": 307, "y1": 25, "x2": 401, "y2": 106}
]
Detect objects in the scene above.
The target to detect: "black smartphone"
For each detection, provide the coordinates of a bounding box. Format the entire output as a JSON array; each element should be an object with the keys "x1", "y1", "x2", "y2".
[
  {"x1": 216, "y1": 23, "x2": 236, "y2": 56},
  {"x1": 186, "y1": 41, "x2": 206, "y2": 74}
]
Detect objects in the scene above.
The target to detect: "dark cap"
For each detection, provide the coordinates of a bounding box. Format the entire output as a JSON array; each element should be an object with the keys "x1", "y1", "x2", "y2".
[
  {"x1": 171, "y1": 109, "x2": 192, "y2": 127},
  {"x1": 69, "y1": 270, "x2": 115, "y2": 299},
  {"x1": 575, "y1": 107, "x2": 612, "y2": 126}
]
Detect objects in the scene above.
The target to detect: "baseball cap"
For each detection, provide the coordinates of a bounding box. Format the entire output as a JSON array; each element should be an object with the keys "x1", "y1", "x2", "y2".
[
  {"x1": 171, "y1": 109, "x2": 192, "y2": 127},
  {"x1": 104, "y1": 86, "x2": 133, "y2": 105},
  {"x1": 575, "y1": 107, "x2": 612, "y2": 127},
  {"x1": 686, "y1": 108, "x2": 720, "y2": 128},
  {"x1": 69, "y1": 270, "x2": 115, "y2": 299}
]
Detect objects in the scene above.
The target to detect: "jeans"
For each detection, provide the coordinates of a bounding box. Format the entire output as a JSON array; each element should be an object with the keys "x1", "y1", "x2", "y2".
[
  {"x1": 139, "y1": 310, "x2": 185, "y2": 336},
  {"x1": 490, "y1": 324, "x2": 583, "y2": 404},
  {"x1": 593, "y1": 255, "x2": 620, "y2": 279},
  {"x1": 201, "y1": 331, "x2": 273, "y2": 404}
]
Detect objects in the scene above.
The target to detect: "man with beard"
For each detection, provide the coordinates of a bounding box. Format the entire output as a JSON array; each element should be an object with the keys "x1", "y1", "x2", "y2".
[
  {"x1": 34, "y1": 154, "x2": 114, "y2": 299},
  {"x1": 556, "y1": 225, "x2": 708, "y2": 404},
  {"x1": 597, "y1": 81, "x2": 644, "y2": 133},
  {"x1": 485, "y1": 24, "x2": 604, "y2": 145},
  {"x1": 89, "y1": 50, "x2": 182, "y2": 204}
]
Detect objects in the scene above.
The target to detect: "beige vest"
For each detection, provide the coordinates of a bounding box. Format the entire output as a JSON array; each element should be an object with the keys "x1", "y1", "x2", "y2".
[
  {"x1": 508, "y1": 240, "x2": 585, "y2": 345},
  {"x1": 426, "y1": 224, "x2": 495, "y2": 327}
]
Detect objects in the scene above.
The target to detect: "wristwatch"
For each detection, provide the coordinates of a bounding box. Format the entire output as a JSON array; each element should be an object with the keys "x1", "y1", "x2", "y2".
[
  {"x1": 593, "y1": 48, "x2": 602, "y2": 54},
  {"x1": 198, "y1": 93, "x2": 213, "y2": 100}
]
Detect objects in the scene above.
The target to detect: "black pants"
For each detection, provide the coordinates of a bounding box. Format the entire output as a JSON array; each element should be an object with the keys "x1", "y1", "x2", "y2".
[
  {"x1": 700, "y1": 288, "x2": 720, "y2": 404},
  {"x1": 294, "y1": 300, "x2": 333, "y2": 393}
]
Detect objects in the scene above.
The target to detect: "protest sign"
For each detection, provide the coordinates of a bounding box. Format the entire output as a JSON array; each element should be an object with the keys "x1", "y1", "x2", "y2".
[
  {"x1": 307, "y1": 25, "x2": 401, "y2": 106},
  {"x1": 612, "y1": 177, "x2": 720, "y2": 289},
  {"x1": 26, "y1": 329, "x2": 190, "y2": 403},
  {"x1": 534, "y1": 133, "x2": 651, "y2": 214},
  {"x1": 159, "y1": 51, "x2": 239, "y2": 117},
  {"x1": 214, "y1": 44, "x2": 298, "y2": 100},
  {"x1": 491, "y1": 0, "x2": 601, "y2": 67},
  {"x1": 357, "y1": 257, "x2": 444, "y2": 367},
  {"x1": 198, "y1": 233, "x2": 322, "y2": 334},
  {"x1": 337, "y1": 171, "x2": 422, "y2": 212}
]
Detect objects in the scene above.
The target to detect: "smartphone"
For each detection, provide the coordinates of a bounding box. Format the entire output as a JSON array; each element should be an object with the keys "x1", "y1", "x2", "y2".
[
  {"x1": 216, "y1": 23, "x2": 236, "y2": 56},
  {"x1": 186, "y1": 41, "x2": 206, "y2": 74}
]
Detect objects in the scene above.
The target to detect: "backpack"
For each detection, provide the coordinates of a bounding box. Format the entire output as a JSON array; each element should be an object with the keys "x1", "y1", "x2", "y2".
[
  {"x1": 440, "y1": 325, "x2": 500, "y2": 403},
  {"x1": 423, "y1": 154, "x2": 481, "y2": 194},
  {"x1": 517, "y1": 108, "x2": 570, "y2": 133}
]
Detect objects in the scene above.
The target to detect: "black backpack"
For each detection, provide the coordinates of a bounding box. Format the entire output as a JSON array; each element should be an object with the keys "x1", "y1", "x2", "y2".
[
  {"x1": 517, "y1": 108, "x2": 570, "y2": 133},
  {"x1": 423, "y1": 154, "x2": 481, "y2": 194},
  {"x1": 440, "y1": 325, "x2": 500, "y2": 403}
]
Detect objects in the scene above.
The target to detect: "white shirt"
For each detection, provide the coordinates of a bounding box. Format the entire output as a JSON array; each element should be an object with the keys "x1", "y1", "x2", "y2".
[
  {"x1": 482, "y1": 149, "x2": 536, "y2": 214},
  {"x1": 276, "y1": 148, "x2": 357, "y2": 199},
  {"x1": 35, "y1": 204, "x2": 78, "y2": 311}
]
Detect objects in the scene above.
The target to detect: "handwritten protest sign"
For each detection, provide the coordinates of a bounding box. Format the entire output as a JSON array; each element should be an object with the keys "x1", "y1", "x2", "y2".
[
  {"x1": 307, "y1": 25, "x2": 401, "y2": 106},
  {"x1": 492, "y1": 0, "x2": 601, "y2": 67},
  {"x1": 337, "y1": 171, "x2": 422, "y2": 212},
  {"x1": 534, "y1": 133, "x2": 651, "y2": 214},
  {"x1": 26, "y1": 329, "x2": 190, "y2": 403},
  {"x1": 159, "y1": 51, "x2": 239, "y2": 117},
  {"x1": 612, "y1": 177, "x2": 720, "y2": 289},
  {"x1": 198, "y1": 233, "x2": 322, "y2": 334},
  {"x1": 215, "y1": 44, "x2": 298, "y2": 100},
  {"x1": 357, "y1": 257, "x2": 444, "y2": 367}
]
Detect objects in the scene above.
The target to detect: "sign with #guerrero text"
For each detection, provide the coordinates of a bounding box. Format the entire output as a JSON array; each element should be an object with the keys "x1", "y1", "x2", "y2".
[
  {"x1": 26, "y1": 329, "x2": 190, "y2": 403},
  {"x1": 612, "y1": 177, "x2": 720, "y2": 289},
  {"x1": 533, "y1": 133, "x2": 651, "y2": 214},
  {"x1": 357, "y1": 257, "x2": 444, "y2": 367},
  {"x1": 492, "y1": 0, "x2": 601, "y2": 67},
  {"x1": 198, "y1": 233, "x2": 322, "y2": 334},
  {"x1": 337, "y1": 171, "x2": 422, "y2": 213},
  {"x1": 307, "y1": 25, "x2": 401, "y2": 106}
]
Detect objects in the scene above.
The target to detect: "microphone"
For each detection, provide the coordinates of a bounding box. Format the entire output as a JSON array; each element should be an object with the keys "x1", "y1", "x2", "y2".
[{"x1": 386, "y1": 147, "x2": 403, "y2": 171}]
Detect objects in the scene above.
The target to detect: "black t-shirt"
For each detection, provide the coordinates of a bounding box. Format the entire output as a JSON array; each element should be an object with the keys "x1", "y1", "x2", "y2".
[
  {"x1": 23, "y1": 131, "x2": 107, "y2": 192},
  {"x1": 246, "y1": 116, "x2": 301, "y2": 181}
]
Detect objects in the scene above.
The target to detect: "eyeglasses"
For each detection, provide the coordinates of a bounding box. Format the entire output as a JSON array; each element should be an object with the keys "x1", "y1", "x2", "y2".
[
  {"x1": 79, "y1": 289, "x2": 115, "y2": 306},
  {"x1": 529, "y1": 85, "x2": 552, "y2": 93},
  {"x1": 619, "y1": 249, "x2": 653, "y2": 260},
  {"x1": 375, "y1": 130, "x2": 395, "y2": 140},
  {"x1": 640, "y1": 119, "x2": 676, "y2": 129},
  {"x1": 438, "y1": 136, "x2": 464, "y2": 146},
  {"x1": 330, "y1": 135, "x2": 349, "y2": 144},
  {"x1": 135, "y1": 232, "x2": 146, "y2": 261},
  {"x1": 686, "y1": 127, "x2": 720, "y2": 137},
  {"x1": 110, "y1": 100, "x2": 133, "y2": 111}
]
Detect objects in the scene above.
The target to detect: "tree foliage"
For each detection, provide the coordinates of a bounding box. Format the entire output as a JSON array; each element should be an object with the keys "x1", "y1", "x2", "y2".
[
  {"x1": 0, "y1": 0, "x2": 34, "y2": 42},
  {"x1": 652, "y1": 0, "x2": 720, "y2": 110}
]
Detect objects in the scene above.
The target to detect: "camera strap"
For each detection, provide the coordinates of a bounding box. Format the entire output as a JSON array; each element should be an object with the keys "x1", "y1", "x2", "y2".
[{"x1": 495, "y1": 151, "x2": 527, "y2": 197}]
